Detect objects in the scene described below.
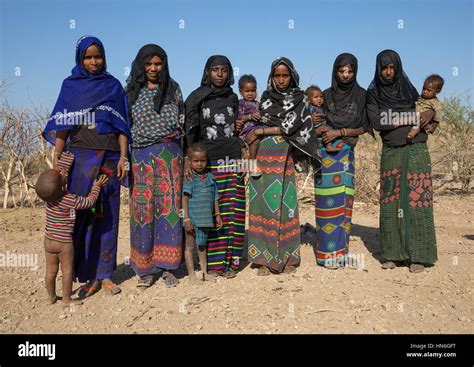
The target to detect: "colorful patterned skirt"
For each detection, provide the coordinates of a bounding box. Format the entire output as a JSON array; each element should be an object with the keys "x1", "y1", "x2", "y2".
[
  {"x1": 247, "y1": 135, "x2": 300, "y2": 273},
  {"x1": 206, "y1": 160, "x2": 246, "y2": 273},
  {"x1": 314, "y1": 140, "x2": 355, "y2": 267},
  {"x1": 130, "y1": 140, "x2": 183, "y2": 277},
  {"x1": 379, "y1": 142, "x2": 437, "y2": 264},
  {"x1": 68, "y1": 147, "x2": 120, "y2": 283}
]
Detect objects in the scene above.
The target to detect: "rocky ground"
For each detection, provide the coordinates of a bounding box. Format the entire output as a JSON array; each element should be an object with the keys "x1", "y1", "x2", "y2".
[{"x1": 0, "y1": 194, "x2": 472, "y2": 334}]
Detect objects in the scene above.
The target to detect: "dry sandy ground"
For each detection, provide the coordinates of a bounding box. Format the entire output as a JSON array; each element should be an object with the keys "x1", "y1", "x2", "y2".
[{"x1": 0, "y1": 194, "x2": 472, "y2": 334}]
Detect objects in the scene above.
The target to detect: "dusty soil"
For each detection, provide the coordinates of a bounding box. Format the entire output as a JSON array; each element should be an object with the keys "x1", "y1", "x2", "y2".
[{"x1": 0, "y1": 194, "x2": 472, "y2": 334}]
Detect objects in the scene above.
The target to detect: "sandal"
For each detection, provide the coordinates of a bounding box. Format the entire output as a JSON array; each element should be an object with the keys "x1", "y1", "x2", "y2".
[
  {"x1": 283, "y1": 265, "x2": 297, "y2": 274},
  {"x1": 161, "y1": 271, "x2": 179, "y2": 288},
  {"x1": 257, "y1": 266, "x2": 271, "y2": 276},
  {"x1": 409, "y1": 263, "x2": 425, "y2": 273},
  {"x1": 102, "y1": 281, "x2": 121, "y2": 295},
  {"x1": 222, "y1": 270, "x2": 236, "y2": 279},
  {"x1": 78, "y1": 280, "x2": 101, "y2": 298},
  {"x1": 382, "y1": 261, "x2": 396, "y2": 270},
  {"x1": 137, "y1": 275, "x2": 154, "y2": 288}
]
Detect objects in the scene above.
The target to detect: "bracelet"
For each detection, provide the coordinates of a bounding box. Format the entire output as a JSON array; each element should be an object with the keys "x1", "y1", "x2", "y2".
[
  {"x1": 120, "y1": 156, "x2": 129, "y2": 161},
  {"x1": 214, "y1": 213, "x2": 221, "y2": 216},
  {"x1": 343, "y1": 128, "x2": 347, "y2": 137},
  {"x1": 314, "y1": 123, "x2": 323, "y2": 129},
  {"x1": 183, "y1": 218, "x2": 191, "y2": 222},
  {"x1": 53, "y1": 151, "x2": 62, "y2": 156}
]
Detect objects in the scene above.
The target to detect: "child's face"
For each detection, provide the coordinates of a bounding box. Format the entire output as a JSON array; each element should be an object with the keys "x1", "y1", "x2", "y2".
[
  {"x1": 337, "y1": 64, "x2": 354, "y2": 83},
  {"x1": 421, "y1": 82, "x2": 438, "y2": 99},
  {"x1": 82, "y1": 45, "x2": 104, "y2": 74},
  {"x1": 273, "y1": 64, "x2": 292, "y2": 91},
  {"x1": 206, "y1": 66, "x2": 229, "y2": 88},
  {"x1": 240, "y1": 82, "x2": 257, "y2": 101},
  {"x1": 308, "y1": 89, "x2": 324, "y2": 107},
  {"x1": 145, "y1": 55, "x2": 163, "y2": 84},
  {"x1": 189, "y1": 151, "x2": 207, "y2": 173}
]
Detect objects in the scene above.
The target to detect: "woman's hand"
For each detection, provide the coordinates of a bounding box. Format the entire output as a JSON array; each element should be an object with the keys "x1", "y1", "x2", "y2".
[
  {"x1": 322, "y1": 129, "x2": 341, "y2": 144},
  {"x1": 419, "y1": 109, "x2": 435, "y2": 129},
  {"x1": 117, "y1": 157, "x2": 129, "y2": 181},
  {"x1": 254, "y1": 128, "x2": 264, "y2": 137},
  {"x1": 315, "y1": 125, "x2": 330, "y2": 136},
  {"x1": 183, "y1": 157, "x2": 193, "y2": 182},
  {"x1": 184, "y1": 219, "x2": 194, "y2": 235},
  {"x1": 52, "y1": 153, "x2": 61, "y2": 170}
]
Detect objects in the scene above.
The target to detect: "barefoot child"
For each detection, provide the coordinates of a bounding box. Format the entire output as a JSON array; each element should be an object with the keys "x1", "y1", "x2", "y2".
[
  {"x1": 407, "y1": 74, "x2": 444, "y2": 141},
  {"x1": 306, "y1": 85, "x2": 339, "y2": 152},
  {"x1": 35, "y1": 151, "x2": 108, "y2": 306},
  {"x1": 237, "y1": 75, "x2": 263, "y2": 177},
  {"x1": 182, "y1": 143, "x2": 223, "y2": 283}
]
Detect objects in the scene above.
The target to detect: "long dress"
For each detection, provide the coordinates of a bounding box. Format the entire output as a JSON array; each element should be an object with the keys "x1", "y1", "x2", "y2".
[
  {"x1": 247, "y1": 135, "x2": 301, "y2": 272},
  {"x1": 314, "y1": 139, "x2": 355, "y2": 266},
  {"x1": 129, "y1": 84, "x2": 184, "y2": 276},
  {"x1": 379, "y1": 142, "x2": 437, "y2": 264}
]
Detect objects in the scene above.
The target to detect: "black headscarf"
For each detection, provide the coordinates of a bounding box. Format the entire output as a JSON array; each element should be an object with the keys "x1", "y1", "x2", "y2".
[
  {"x1": 260, "y1": 57, "x2": 321, "y2": 161},
  {"x1": 184, "y1": 55, "x2": 238, "y2": 140},
  {"x1": 367, "y1": 49, "x2": 419, "y2": 112},
  {"x1": 126, "y1": 44, "x2": 177, "y2": 114},
  {"x1": 324, "y1": 53, "x2": 371, "y2": 133}
]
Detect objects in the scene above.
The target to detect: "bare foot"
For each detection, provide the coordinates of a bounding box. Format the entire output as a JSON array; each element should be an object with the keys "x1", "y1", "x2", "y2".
[
  {"x1": 188, "y1": 275, "x2": 202, "y2": 285},
  {"x1": 61, "y1": 299, "x2": 83, "y2": 308},
  {"x1": 47, "y1": 295, "x2": 58, "y2": 305},
  {"x1": 326, "y1": 144, "x2": 340, "y2": 152},
  {"x1": 203, "y1": 272, "x2": 218, "y2": 282}
]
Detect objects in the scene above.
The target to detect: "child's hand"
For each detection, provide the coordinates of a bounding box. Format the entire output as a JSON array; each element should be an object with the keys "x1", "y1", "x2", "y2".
[
  {"x1": 235, "y1": 119, "x2": 244, "y2": 131},
  {"x1": 93, "y1": 175, "x2": 109, "y2": 188},
  {"x1": 215, "y1": 214, "x2": 223, "y2": 229},
  {"x1": 251, "y1": 112, "x2": 261, "y2": 121},
  {"x1": 312, "y1": 112, "x2": 326, "y2": 123},
  {"x1": 184, "y1": 219, "x2": 194, "y2": 235}
]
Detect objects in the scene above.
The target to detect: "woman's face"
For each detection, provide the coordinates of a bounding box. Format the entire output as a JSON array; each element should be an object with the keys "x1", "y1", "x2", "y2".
[
  {"x1": 145, "y1": 56, "x2": 163, "y2": 84},
  {"x1": 206, "y1": 65, "x2": 229, "y2": 88},
  {"x1": 82, "y1": 45, "x2": 104, "y2": 74},
  {"x1": 273, "y1": 64, "x2": 292, "y2": 91},
  {"x1": 381, "y1": 63, "x2": 395, "y2": 81},
  {"x1": 337, "y1": 64, "x2": 354, "y2": 83}
]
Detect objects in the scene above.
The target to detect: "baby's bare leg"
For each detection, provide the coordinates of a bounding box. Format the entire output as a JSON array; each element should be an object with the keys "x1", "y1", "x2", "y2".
[
  {"x1": 184, "y1": 232, "x2": 200, "y2": 283},
  {"x1": 247, "y1": 131, "x2": 262, "y2": 177},
  {"x1": 246, "y1": 131, "x2": 260, "y2": 160},
  {"x1": 58, "y1": 243, "x2": 80, "y2": 306},
  {"x1": 44, "y1": 238, "x2": 59, "y2": 304},
  {"x1": 407, "y1": 126, "x2": 420, "y2": 141}
]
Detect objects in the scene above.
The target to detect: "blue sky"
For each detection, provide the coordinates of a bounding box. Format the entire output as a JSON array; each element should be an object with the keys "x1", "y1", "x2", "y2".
[{"x1": 1, "y1": 0, "x2": 473, "y2": 110}]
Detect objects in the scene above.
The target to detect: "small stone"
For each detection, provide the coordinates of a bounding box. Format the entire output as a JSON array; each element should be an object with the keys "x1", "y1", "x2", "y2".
[
  {"x1": 196, "y1": 325, "x2": 203, "y2": 330},
  {"x1": 59, "y1": 314, "x2": 67, "y2": 320},
  {"x1": 349, "y1": 299, "x2": 355, "y2": 305},
  {"x1": 458, "y1": 316, "x2": 466, "y2": 322}
]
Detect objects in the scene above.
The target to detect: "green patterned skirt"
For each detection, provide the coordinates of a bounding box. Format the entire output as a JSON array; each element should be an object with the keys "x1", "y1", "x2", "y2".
[{"x1": 379, "y1": 142, "x2": 437, "y2": 264}]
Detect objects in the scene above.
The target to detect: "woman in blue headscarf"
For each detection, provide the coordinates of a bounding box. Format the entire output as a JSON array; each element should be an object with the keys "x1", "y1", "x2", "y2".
[{"x1": 43, "y1": 35, "x2": 130, "y2": 297}]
